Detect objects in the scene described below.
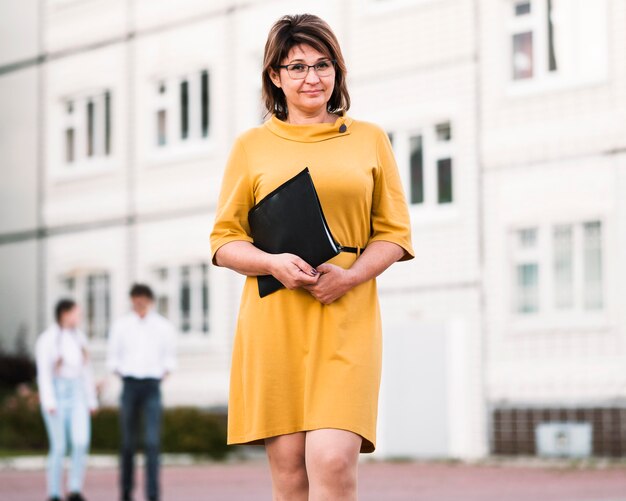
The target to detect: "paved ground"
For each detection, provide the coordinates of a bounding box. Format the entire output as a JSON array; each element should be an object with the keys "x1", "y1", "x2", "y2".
[{"x1": 1, "y1": 459, "x2": 626, "y2": 501}]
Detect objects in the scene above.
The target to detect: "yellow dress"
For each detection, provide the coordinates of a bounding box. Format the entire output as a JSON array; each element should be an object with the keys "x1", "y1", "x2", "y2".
[{"x1": 209, "y1": 111, "x2": 415, "y2": 453}]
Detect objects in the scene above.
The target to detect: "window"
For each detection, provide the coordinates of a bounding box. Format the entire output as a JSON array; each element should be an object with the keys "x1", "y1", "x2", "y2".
[
  {"x1": 59, "y1": 271, "x2": 111, "y2": 339},
  {"x1": 392, "y1": 120, "x2": 454, "y2": 208},
  {"x1": 152, "y1": 262, "x2": 210, "y2": 334},
  {"x1": 583, "y1": 221, "x2": 603, "y2": 310},
  {"x1": 512, "y1": 228, "x2": 540, "y2": 314},
  {"x1": 553, "y1": 224, "x2": 573, "y2": 309},
  {"x1": 180, "y1": 79, "x2": 189, "y2": 140},
  {"x1": 152, "y1": 69, "x2": 211, "y2": 149},
  {"x1": 436, "y1": 158, "x2": 453, "y2": 204},
  {"x1": 507, "y1": 0, "x2": 608, "y2": 87},
  {"x1": 156, "y1": 82, "x2": 168, "y2": 146},
  {"x1": 201, "y1": 70, "x2": 210, "y2": 137},
  {"x1": 409, "y1": 135, "x2": 424, "y2": 204},
  {"x1": 512, "y1": 31, "x2": 534, "y2": 80},
  {"x1": 510, "y1": 220, "x2": 604, "y2": 318},
  {"x1": 514, "y1": 0, "x2": 531, "y2": 16},
  {"x1": 153, "y1": 267, "x2": 170, "y2": 317},
  {"x1": 61, "y1": 90, "x2": 112, "y2": 166}
]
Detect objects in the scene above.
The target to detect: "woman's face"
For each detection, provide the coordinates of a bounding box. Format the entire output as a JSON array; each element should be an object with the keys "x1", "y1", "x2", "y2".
[
  {"x1": 269, "y1": 43, "x2": 336, "y2": 117},
  {"x1": 61, "y1": 305, "x2": 81, "y2": 328}
]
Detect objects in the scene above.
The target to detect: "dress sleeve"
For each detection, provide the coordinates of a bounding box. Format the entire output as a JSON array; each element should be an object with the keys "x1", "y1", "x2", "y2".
[
  {"x1": 367, "y1": 129, "x2": 416, "y2": 261},
  {"x1": 210, "y1": 136, "x2": 255, "y2": 266}
]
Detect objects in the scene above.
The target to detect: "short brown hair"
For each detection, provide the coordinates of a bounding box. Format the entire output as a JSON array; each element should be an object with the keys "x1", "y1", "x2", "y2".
[
  {"x1": 129, "y1": 283, "x2": 154, "y2": 300},
  {"x1": 55, "y1": 298, "x2": 77, "y2": 324},
  {"x1": 262, "y1": 14, "x2": 350, "y2": 121}
]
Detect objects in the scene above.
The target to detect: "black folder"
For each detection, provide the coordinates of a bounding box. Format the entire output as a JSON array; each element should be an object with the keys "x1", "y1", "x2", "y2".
[{"x1": 248, "y1": 167, "x2": 340, "y2": 297}]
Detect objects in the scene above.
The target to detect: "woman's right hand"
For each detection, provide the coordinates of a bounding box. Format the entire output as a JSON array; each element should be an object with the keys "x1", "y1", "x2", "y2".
[{"x1": 268, "y1": 253, "x2": 320, "y2": 290}]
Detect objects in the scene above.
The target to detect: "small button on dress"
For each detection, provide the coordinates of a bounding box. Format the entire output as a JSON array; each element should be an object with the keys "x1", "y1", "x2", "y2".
[{"x1": 210, "y1": 110, "x2": 415, "y2": 453}]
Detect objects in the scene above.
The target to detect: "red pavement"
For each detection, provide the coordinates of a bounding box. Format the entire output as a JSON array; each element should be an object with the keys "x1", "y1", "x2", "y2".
[{"x1": 1, "y1": 460, "x2": 625, "y2": 501}]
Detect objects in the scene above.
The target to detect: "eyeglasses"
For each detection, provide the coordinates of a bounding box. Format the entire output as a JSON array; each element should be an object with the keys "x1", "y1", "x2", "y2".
[{"x1": 276, "y1": 59, "x2": 336, "y2": 80}]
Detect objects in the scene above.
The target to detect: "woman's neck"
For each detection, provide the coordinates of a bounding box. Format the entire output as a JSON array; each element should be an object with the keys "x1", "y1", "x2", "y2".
[{"x1": 285, "y1": 107, "x2": 338, "y2": 125}]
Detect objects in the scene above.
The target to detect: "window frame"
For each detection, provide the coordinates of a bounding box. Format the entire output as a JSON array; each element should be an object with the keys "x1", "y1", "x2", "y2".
[
  {"x1": 387, "y1": 119, "x2": 458, "y2": 224},
  {"x1": 151, "y1": 261, "x2": 210, "y2": 336},
  {"x1": 145, "y1": 67, "x2": 215, "y2": 166},
  {"x1": 504, "y1": 0, "x2": 609, "y2": 97},
  {"x1": 507, "y1": 218, "x2": 609, "y2": 332},
  {"x1": 52, "y1": 88, "x2": 115, "y2": 182},
  {"x1": 58, "y1": 270, "x2": 111, "y2": 340}
]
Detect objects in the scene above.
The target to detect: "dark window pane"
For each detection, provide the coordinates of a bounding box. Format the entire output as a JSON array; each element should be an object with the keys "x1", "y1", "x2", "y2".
[
  {"x1": 512, "y1": 31, "x2": 533, "y2": 80},
  {"x1": 515, "y1": 1, "x2": 531, "y2": 16},
  {"x1": 180, "y1": 80, "x2": 189, "y2": 140},
  {"x1": 87, "y1": 275, "x2": 95, "y2": 337},
  {"x1": 180, "y1": 265, "x2": 190, "y2": 332},
  {"x1": 201, "y1": 70, "x2": 209, "y2": 138},
  {"x1": 553, "y1": 224, "x2": 573, "y2": 309},
  {"x1": 518, "y1": 228, "x2": 537, "y2": 248},
  {"x1": 103, "y1": 274, "x2": 110, "y2": 338},
  {"x1": 157, "y1": 109, "x2": 167, "y2": 146},
  {"x1": 104, "y1": 91, "x2": 111, "y2": 155},
  {"x1": 202, "y1": 263, "x2": 209, "y2": 333},
  {"x1": 547, "y1": 0, "x2": 558, "y2": 71},
  {"x1": 64, "y1": 277, "x2": 75, "y2": 291},
  {"x1": 87, "y1": 99, "x2": 94, "y2": 156},
  {"x1": 516, "y1": 263, "x2": 539, "y2": 313},
  {"x1": 409, "y1": 135, "x2": 423, "y2": 204},
  {"x1": 157, "y1": 297, "x2": 169, "y2": 318},
  {"x1": 65, "y1": 128, "x2": 75, "y2": 163},
  {"x1": 583, "y1": 221, "x2": 603, "y2": 310},
  {"x1": 437, "y1": 158, "x2": 453, "y2": 204},
  {"x1": 435, "y1": 122, "x2": 452, "y2": 141}
]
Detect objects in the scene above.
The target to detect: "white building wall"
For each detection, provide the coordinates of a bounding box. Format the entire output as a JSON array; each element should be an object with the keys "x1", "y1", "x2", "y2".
[
  {"x1": 480, "y1": 0, "x2": 626, "y2": 430},
  {"x1": 5, "y1": 0, "x2": 623, "y2": 459},
  {"x1": 0, "y1": 0, "x2": 489, "y2": 459},
  {"x1": 0, "y1": 0, "x2": 42, "y2": 350}
]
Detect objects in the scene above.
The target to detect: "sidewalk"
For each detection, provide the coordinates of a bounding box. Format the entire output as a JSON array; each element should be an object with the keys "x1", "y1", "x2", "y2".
[{"x1": 1, "y1": 456, "x2": 625, "y2": 501}]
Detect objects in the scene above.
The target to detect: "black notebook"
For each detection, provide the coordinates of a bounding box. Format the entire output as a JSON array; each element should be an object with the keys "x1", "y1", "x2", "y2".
[{"x1": 248, "y1": 167, "x2": 340, "y2": 298}]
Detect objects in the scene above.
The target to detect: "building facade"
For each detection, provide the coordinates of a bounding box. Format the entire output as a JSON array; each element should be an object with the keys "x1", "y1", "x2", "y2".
[{"x1": 0, "y1": 0, "x2": 623, "y2": 459}]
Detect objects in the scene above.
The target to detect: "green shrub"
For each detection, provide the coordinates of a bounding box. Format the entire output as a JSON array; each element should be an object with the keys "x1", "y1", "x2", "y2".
[
  {"x1": 0, "y1": 385, "x2": 46, "y2": 450},
  {"x1": 161, "y1": 407, "x2": 229, "y2": 458},
  {"x1": 0, "y1": 386, "x2": 229, "y2": 459},
  {"x1": 90, "y1": 407, "x2": 120, "y2": 452}
]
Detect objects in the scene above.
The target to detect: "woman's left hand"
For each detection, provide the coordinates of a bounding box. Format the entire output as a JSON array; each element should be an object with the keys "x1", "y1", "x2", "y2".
[{"x1": 301, "y1": 263, "x2": 355, "y2": 304}]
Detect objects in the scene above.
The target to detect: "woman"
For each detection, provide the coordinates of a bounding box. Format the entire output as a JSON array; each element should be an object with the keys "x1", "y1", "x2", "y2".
[
  {"x1": 36, "y1": 299, "x2": 98, "y2": 501},
  {"x1": 210, "y1": 13, "x2": 415, "y2": 501}
]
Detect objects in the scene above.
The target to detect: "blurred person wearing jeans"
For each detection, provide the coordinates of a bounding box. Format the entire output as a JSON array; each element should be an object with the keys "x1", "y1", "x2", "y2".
[
  {"x1": 106, "y1": 284, "x2": 177, "y2": 501},
  {"x1": 36, "y1": 298, "x2": 99, "y2": 501}
]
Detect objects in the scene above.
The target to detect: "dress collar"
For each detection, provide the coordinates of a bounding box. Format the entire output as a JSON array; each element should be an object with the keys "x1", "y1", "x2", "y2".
[{"x1": 264, "y1": 110, "x2": 353, "y2": 143}]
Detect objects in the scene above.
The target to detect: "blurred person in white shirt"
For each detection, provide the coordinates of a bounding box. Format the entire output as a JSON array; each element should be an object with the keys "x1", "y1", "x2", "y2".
[
  {"x1": 36, "y1": 298, "x2": 98, "y2": 501},
  {"x1": 106, "y1": 283, "x2": 176, "y2": 501}
]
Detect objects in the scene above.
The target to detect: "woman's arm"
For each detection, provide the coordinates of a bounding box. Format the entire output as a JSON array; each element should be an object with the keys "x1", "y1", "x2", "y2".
[
  {"x1": 35, "y1": 334, "x2": 57, "y2": 414},
  {"x1": 302, "y1": 240, "x2": 405, "y2": 304},
  {"x1": 214, "y1": 240, "x2": 320, "y2": 290}
]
